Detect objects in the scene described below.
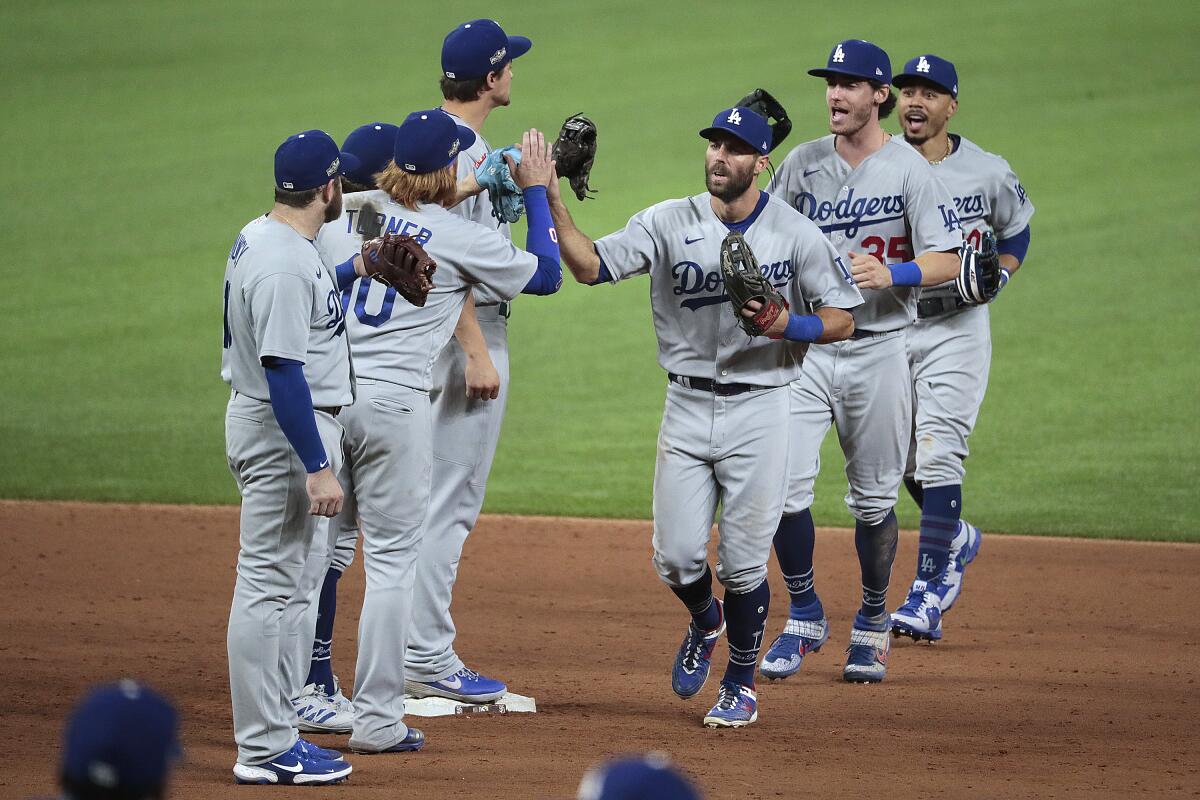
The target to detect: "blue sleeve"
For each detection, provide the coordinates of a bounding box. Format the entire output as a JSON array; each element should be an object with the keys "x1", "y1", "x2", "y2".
[
  {"x1": 521, "y1": 255, "x2": 562, "y2": 295},
  {"x1": 996, "y1": 225, "x2": 1030, "y2": 263},
  {"x1": 262, "y1": 357, "x2": 330, "y2": 474},
  {"x1": 334, "y1": 255, "x2": 359, "y2": 291},
  {"x1": 519, "y1": 186, "x2": 562, "y2": 295},
  {"x1": 588, "y1": 248, "x2": 613, "y2": 285}
]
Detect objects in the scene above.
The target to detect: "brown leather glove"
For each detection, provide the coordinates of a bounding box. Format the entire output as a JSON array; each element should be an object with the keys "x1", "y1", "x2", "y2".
[{"x1": 360, "y1": 233, "x2": 436, "y2": 308}]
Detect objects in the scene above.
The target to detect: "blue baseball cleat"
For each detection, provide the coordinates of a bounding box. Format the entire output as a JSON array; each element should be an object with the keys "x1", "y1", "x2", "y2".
[
  {"x1": 351, "y1": 727, "x2": 425, "y2": 755},
  {"x1": 671, "y1": 600, "x2": 725, "y2": 699},
  {"x1": 759, "y1": 599, "x2": 829, "y2": 680},
  {"x1": 889, "y1": 580, "x2": 947, "y2": 642},
  {"x1": 702, "y1": 680, "x2": 758, "y2": 728},
  {"x1": 843, "y1": 613, "x2": 891, "y2": 683},
  {"x1": 941, "y1": 520, "x2": 982, "y2": 612},
  {"x1": 232, "y1": 738, "x2": 352, "y2": 785},
  {"x1": 405, "y1": 667, "x2": 506, "y2": 703}
]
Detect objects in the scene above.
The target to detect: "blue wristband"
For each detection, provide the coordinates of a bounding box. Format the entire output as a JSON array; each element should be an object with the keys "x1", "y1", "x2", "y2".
[
  {"x1": 783, "y1": 313, "x2": 824, "y2": 343},
  {"x1": 334, "y1": 255, "x2": 358, "y2": 291},
  {"x1": 888, "y1": 261, "x2": 922, "y2": 287}
]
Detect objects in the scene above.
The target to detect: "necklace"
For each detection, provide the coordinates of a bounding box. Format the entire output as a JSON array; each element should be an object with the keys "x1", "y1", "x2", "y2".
[{"x1": 929, "y1": 137, "x2": 953, "y2": 166}]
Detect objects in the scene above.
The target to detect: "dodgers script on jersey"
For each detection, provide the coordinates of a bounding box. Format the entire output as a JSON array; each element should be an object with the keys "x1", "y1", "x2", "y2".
[
  {"x1": 221, "y1": 215, "x2": 353, "y2": 406},
  {"x1": 909, "y1": 134, "x2": 1035, "y2": 298},
  {"x1": 595, "y1": 192, "x2": 863, "y2": 386},
  {"x1": 768, "y1": 136, "x2": 963, "y2": 330},
  {"x1": 314, "y1": 191, "x2": 537, "y2": 391},
  {"x1": 447, "y1": 111, "x2": 509, "y2": 305}
]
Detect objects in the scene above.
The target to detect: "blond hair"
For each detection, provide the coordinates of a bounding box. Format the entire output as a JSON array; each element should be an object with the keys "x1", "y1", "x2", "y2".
[{"x1": 374, "y1": 160, "x2": 457, "y2": 211}]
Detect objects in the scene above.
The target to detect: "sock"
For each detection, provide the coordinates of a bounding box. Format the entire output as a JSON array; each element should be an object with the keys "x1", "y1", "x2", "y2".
[
  {"x1": 722, "y1": 580, "x2": 770, "y2": 687},
  {"x1": 304, "y1": 567, "x2": 342, "y2": 689},
  {"x1": 774, "y1": 510, "x2": 817, "y2": 609},
  {"x1": 917, "y1": 485, "x2": 962, "y2": 580},
  {"x1": 855, "y1": 511, "x2": 899, "y2": 619},
  {"x1": 669, "y1": 565, "x2": 722, "y2": 632},
  {"x1": 904, "y1": 476, "x2": 925, "y2": 509}
]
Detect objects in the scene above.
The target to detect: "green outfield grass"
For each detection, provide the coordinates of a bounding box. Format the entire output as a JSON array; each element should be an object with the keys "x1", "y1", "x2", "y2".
[{"x1": 1, "y1": 1, "x2": 1196, "y2": 539}]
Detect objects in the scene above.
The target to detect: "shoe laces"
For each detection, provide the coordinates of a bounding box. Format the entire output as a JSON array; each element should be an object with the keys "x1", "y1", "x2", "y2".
[
  {"x1": 680, "y1": 625, "x2": 708, "y2": 671},
  {"x1": 714, "y1": 683, "x2": 741, "y2": 710},
  {"x1": 454, "y1": 667, "x2": 482, "y2": 681}
]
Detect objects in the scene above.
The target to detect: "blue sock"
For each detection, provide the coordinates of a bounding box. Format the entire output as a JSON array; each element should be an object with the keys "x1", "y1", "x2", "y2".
[
  {"x1": 304, "y1": 567, "x2": 342, "y2": 689},
  {"x1": 917, "y1": 485, "x2": 962, "y2": 580},
  {"x1": 855, "y1": 511, "x2": 899, "y2": 619},
  {"x1": 669, "y1": 565, "x2": 722, "y2": 631},
  {"x1": 904, "y1": 476, "x2": 924, "y2": 510},
  {"x1": 722, "y1": 580, "x2": 770, "y2": 687},
  {"x1": 774, "y1": 510, "x2": 818, "y2": 609}
]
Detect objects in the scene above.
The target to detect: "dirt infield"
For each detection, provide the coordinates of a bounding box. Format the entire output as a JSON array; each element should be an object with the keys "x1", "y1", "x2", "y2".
[{"x1": 3, "y1": 501, "x2": 1197, "y2": 798}]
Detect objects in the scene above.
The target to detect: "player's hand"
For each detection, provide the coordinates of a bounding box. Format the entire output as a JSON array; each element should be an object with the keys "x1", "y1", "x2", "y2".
[
  {"x1": 465, "y1": 353, "x2": 501, "y2": 401},
  {"x1": 547, "y1": 163, "x2": 563, "y2": 203},
  {"x1": 457, "y1": 170, "x2": 483, "y2": 199},
  {"x1": 742, "y1": 299, "x2": 790, "y2": 338},
  {"x1": 849, "y1": 251, "x2": 892, "y2": 290},
  {"x1": 510, "y1": 129, "x2": 552, "y2": 189},
  {"x1": 306, "y1": 467, "x2": 343, "y2": 518}
]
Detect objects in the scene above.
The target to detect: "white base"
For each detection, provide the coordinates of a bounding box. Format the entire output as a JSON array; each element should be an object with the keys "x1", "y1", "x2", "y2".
[{"x1": 402, "y1": 691, "x2": 537, "y2": 717}]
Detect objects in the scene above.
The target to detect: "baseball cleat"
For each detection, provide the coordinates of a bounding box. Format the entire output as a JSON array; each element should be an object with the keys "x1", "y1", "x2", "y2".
[
  {"x1": 232, "y1": 738, "x2": 352, "y2": 785},
  {"x1": 404, "y1": 667, "x2": 506, "y2": 703},
  {"x1": 671, "y1": 600, "x2": 725, "y2": 699},
  {"x1": 702, "y1": 680, "x2": 758, "y2": 728},
  {"x1": 759, "y1": 601, "x2": 829, "y2": 680},
  {"x1": 294, "y1": 676, "x2": 354, "y2": 734},
  {"x1": 843, "y1": 613, "x2": 891, "y2": 683},
  {"x1": 350, "y1": 727, "x2": 426, "y2": 755},
  {"x1": 889, "y1": 580, "x2": 947, "y2": 642},
  {"x1": 940, "y1": 520, "x2": 983, "y2": 612}
]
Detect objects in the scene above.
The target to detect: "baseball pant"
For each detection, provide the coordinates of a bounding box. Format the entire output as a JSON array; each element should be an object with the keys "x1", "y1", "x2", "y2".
[
  {"x1": 339, "y1": 378, "x2": 433, "y2": 753},
  {"x1": 784, "y1": 331, "x2": 911, "y2": 524},
  {"x1": 906, "y1": 304, "x2": 991, "y2": 487},
  {"x1": 225, "y1": 392, "x2": 344, "y2": 765},
  {"x1": 406, "y1": 305, "x2": 510, "y2": 682},
  {"x1": 652, "y1": 381, "x2": 790, "y2": 594}
]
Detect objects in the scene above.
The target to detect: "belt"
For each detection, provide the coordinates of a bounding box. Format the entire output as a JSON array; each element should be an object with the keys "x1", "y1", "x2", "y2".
[
  {"x1": 476, "y1": 301, "x2": 512, "y2": 319},
  {"x1": 851, "y1": 326, "x2": 906, "y2": 340},
  {"x1": 668, "y1": 373, "x2": 766, "y2": 396},
  {"x1": 917, "y1": 295, "x2": 966, "y2": 319},
  {"x1": 315, "y1": 406, "x2": 341, "y2": 417}
]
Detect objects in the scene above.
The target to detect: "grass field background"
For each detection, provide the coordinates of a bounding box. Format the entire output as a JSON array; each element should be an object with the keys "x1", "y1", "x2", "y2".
[{"x1": 0, "y1": 1, "x2": 1196, "y2": 539}]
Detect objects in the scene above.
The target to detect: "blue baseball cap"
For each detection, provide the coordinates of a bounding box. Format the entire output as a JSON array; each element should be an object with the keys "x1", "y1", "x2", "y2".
[
  {"x1": 442, "y1": 19, "x2": 532, "y2": 80},
  {"x1": 577, "y1": 755, "x2": 701, "y2": 800},
  {"x1": 275, "y1": 130, "x2": 360, "y2": 191},
  {"x1": 893, "y1": 54, "x2": 959, "y2": 97},
  {"x1": 809, "y1": 39, "x2": 891, "y2": 83},
  {"x1": 341, "y1": 122, "x2": 400, "y2": 187},
  {"x1": 699, "y1": 106, "x2": 771, "y2": 155},
  {"x1": 61, "y1": 680, "x2": 181, "y2": 794},
  {"x1": 393, "y1": 109, "x2": 477, "y2": 174}
]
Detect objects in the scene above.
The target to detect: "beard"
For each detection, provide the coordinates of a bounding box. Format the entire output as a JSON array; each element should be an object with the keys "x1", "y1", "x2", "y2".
[
  {"x1": 323, "y1": 183, "x2": 343, "y2": 223},
  {"x1": 706, "y1": 161, "x2": 755, "y2": 203},
  {"x1": 829, "y1": 101, "x2": 873, "y2": 137}
]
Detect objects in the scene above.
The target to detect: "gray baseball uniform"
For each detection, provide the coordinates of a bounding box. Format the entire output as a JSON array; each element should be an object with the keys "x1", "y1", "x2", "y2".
[
  {"x1": 314, "y1": 192, "x2": 536, "y2": 752},
  {"x1": 222, "y1": 215, "x2": 353, "y2": 765},
  {"x1": 767, "y1": 136, "x2": 963, "y2": 522},
  {"x1": 594, "y1": 191, "x2": 862, "y2": 593},
  {"x1": 903, "y1": 134, "x2": 1034, "y2": 487}
]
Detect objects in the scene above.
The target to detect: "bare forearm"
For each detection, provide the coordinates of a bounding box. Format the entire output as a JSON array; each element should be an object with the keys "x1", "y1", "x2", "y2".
[
  {"x1": 548, "y1": 194, "x2": 601, "y2": 283},
  {"x1": 915, "y1": 250, "x2": 960, "y2": 285},
  {"x1": 1000, "y1": 254, "x2": 1021, "y2": 275},
  {"x1": 814, "y1": 307, "x2": 855, "y2": 343},
  {"x1": 451, "y1": 173, "x2": 484, "y2": 208},
  {"x1": 453, "y1": 292, "x2": 489, "y2": 361}
]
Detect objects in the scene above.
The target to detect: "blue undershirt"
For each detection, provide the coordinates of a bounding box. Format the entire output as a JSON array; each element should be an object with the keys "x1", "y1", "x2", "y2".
[
  {"x1": 262, "y1": 357, "x2": 328, "y2": 474},
  {"x1": 520, "y1": 187, "x2": 562, "y2": 295},
  {"x1": 996, "y1": 225, "x2": 1031, "y2": 263}
]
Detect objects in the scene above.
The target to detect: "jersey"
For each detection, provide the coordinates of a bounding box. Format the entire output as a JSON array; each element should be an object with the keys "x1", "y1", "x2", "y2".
[
  {"x1": 595, "y1": 191, "x2": 863, "y2": 387},
  {"x1": 314, "y1": 191, "x2": 536, "y2": 391},
  {"x1": 446, "y1": 111, "x2": 511, "y2": 305},
  {"x1": 767, "y1": 135, "x2": 963, "y2": 330},
  {"x1": 220, "y1": 215, "x2": 353, "y2": 406},
  {"x1": 912, "y1": 134, "x2": 1035, "y2": 299}
]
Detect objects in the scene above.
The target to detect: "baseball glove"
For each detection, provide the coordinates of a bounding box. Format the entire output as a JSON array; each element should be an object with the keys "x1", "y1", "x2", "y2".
[
  {"x1": 955, "y1": 231, "x2": 1003, "y2": 305},
  {"x1": 361, "y1": 233, "x2": 436, "y2": 308},
  {"x1": 475, "y1": 145, "x2": 525, "y2": 224},
  {"x1": 552, "y1": 113, "x2": 597, "y2": 201},
  {"x1": 720, "y1": 231, "x2": 788, "y2": 337},
  {"x1": 733, "y1": 88, "x2": 792, "y2": 153}
]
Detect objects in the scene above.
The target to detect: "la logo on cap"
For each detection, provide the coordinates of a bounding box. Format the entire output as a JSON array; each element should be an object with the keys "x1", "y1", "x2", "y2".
[
  {"x1": 727, "y1": 109, "x2": 742, "y2": 125},
  {"x1": 833, "y1": 43, "x2": 846, "y2": 63},
  {"x1": 917, "y1": 55, "x2": 931, "y2": 73}
]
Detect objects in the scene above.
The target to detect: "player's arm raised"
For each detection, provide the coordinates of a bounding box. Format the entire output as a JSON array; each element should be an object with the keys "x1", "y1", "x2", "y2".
[{"x1": 546, "y1": 165, "x2": 603, "y2": 284}]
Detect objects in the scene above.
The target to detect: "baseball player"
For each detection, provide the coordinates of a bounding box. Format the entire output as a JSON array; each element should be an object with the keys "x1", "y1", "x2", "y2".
[
  {"x1": 222, "y1": 129, "x2": 369, "y2": 784},
  {"x1": 759, "y1": 39, "x2": 964, "y2": 684},
  {"x1": 547, "y1": 106, "x2": 862, "y2": 727},
  {"x1": 888, "y1": 54, "x2": 1034, "y2": 641},
  {"x1": 314, "y1": 111, "x2": 560, "y2": 754}
]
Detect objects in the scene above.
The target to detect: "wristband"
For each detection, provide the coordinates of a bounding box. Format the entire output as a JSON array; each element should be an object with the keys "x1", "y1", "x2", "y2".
[
  {"x1": 783, "y1": 313, "x2": 824, "y2": 343},
  {"x1": 888, "y1": 261, "x2": 922, "y2": 287}
]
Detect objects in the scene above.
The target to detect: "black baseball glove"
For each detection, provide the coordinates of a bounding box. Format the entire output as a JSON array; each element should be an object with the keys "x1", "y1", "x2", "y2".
[
  {"x1": 361, "y1": 233, "x2": 436, "y2": 308},
  {"x1": 955, "y1": 232, "x2": 1004, "y2": 304},
  {"x1": 552, "y1": 113, "x2": 597, "y2": 200},
  {"x1": 733, "y1": 88, "x2": 792, "y2": 153},
  {"x1": 721, "y1": 231, "x2": 788, "y2": 337}
]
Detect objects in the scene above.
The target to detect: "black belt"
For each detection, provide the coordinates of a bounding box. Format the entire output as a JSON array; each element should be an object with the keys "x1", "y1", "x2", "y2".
[
  {"x1": 477, "y1": 301, "x2": 512, "y2": 319},
  {"x1": 851, "y1": 326, "x2": 906, "y2": 339},
  {"x1": 315, "y1": 406, "x2": 341, "y2": 417},
  {"x1": 917, "y1": 295, "x2": 966, "y2": 319},
  {"x1": 668, "y1": 373, "x2": 766, "y2": 396}
]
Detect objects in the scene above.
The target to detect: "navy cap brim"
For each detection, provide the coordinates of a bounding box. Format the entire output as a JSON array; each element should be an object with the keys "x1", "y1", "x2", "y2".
[
  {"x1": 892, "y1": 73, "x2": 956, "y2": 96},
  {"x1": 507, "y1": 36, "x2": 532, "y2": 60},
  {"x1": 454, "y1": 124, "x2": 477, "y2": 155},
  {"x1": 698, "y1": 125, "x2": 769, "y2": 156},
  {"x1": 336, "y1": 151, "x2": 361, "y2": 178},
  {"x1": 808, "y1": 66, "x2": 882, "y2": 82}
]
